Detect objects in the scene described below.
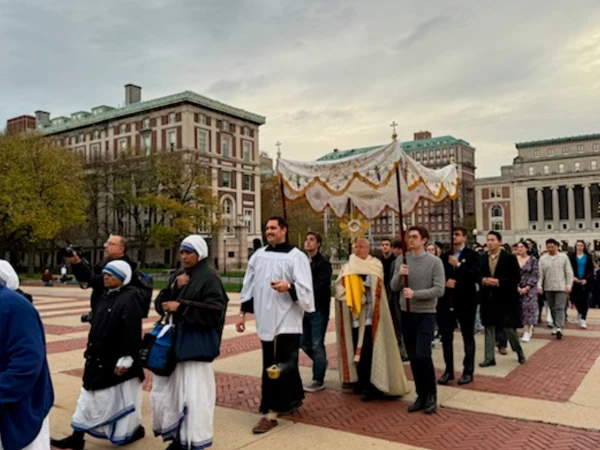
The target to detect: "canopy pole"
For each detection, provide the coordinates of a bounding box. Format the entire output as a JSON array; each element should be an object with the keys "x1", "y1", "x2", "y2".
[
  {"x1": 278, "y1": 175, "x2": 288, "y2": 221},
  {"x1": 395, "y1": 164, "x2": 410, "y2": 311},
  {"x1": 450, "y1": 197, "x2": 455, "y2": 247}
]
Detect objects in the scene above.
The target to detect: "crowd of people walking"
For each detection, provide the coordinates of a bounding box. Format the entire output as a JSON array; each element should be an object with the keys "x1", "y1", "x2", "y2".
[{"x1": 1, "y1": 219, "x2": 599, "y2": 449}]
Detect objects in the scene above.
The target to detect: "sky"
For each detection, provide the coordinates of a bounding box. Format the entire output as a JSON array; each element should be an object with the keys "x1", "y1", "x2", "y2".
[{"x1": 1, "y1": 0, "x2": 600, "y2": 177}]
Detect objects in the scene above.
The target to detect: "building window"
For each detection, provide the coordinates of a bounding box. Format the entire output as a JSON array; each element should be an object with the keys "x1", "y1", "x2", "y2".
[
  {"x1": 594, "y1": 144, "x2": 599, "y2": 151},
  {"x1": 490, "y1": 188, "x2": 502, "y2": 198},
  {"x1": 528, "y1": 167, "x2": 534, "y2": 176},
  {"x1": 222, "y1": 121, "x2": 229, "y2": 132},
  {"x1": 120, "y1": 124, "x2": 126, "y2": 134},
  {"x1": 199, "y1": 114, "x2": 207, "y2": 125},
  {"x1": 143, "y1": 118, "x2": 150, "y2": 129},
  {"x1": 91, "y1": 144, "x2": 100, "y2": 162},
  {"x1": 143, "y1": 134, "x2": 151, "y2": 155},
  {"x1": 198, "y1": 130, "x2": 208, "y2": 152},
  {"x1": 221, "y1": 137, "x2": 231, "y2": 158},
  {"x1": 574, "y1": 162, "x2": 581, "y2": 172},
  {"x1": 558, "y1": 163, "x2": 565, "y2": 174},
  {"x1": 168, "y1": 130, "x2": 177, "y2": 151},
  {"x1": 548, "y1": 148, "x2": 554, "y2": 156},
  {"x1": 243, "y1": 141, "x2": 252, "y2": 162},
  {"x1": 222, "y1": 198, "x2": 233, "y2": 234},
  {"x1": 168, "y1": 113, "x2": 176, "y2": 124},
  {"x1": 543, "y1": 165, "x2": 550, "y2": 174},
  {"x1": 118, "y1": 139, "x2": 127, "y2": 153},
  {"x1": 491, "y1": 205, "x2": 503, "y2": 217},
  {"x1": 592, "y1": 160, "x2": 598, "y2": 171},
  {"x1": 222, "y1": 171, "x2": 231, "y2": 188},
  {"x1": 243, "y1": 174, "x2": 251, "y2": 191},
  {"x1": 578, "y1": 145, "x2": 584, "y2": 153},
  {"x1": 534, "y1": 150, "x2": 540, "y2": 157},
  {"x1": 244, "y1": 209, "x2": 253, "y2": 233},
  {"x1": 563, "y1": 147, "x2": 569, "y2": 154},
  {"x1": 492, "y1": 222, "x2": 504, "y2": 231},
  {"x1": 93, "y1": 130, "x2": 100, "y2": 140},
  {"x1": 243, "y1": 126, "x2": 250, "y2": 136}
]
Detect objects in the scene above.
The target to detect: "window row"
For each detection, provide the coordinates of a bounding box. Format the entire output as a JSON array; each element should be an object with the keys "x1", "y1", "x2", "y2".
[
  {"x1": 221, "y1": 198, "x2": 255, "y2": 234},
  {"x1": 534, "y1": 143, "x2": 600, "y2": 157},
  {"x1": 530, "y1": 160, "x2": 598, "y2": 175}
]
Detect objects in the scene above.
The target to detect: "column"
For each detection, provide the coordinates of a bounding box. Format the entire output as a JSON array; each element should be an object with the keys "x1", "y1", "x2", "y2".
[
  {"x1": 552, "y1": 186, "x2": 560, "y2": 230},
  {"x1": 567, "y1": 185, "x2": 575, "y2": 230},
  {"x1": 391, "y1": 212, "x2": 397, "y2": 237},
  {"x1": 536, "y1": 187, "x2": 544, "y2": 230},
  {"x1": 584, "y1": 183, "x2": 592, "y2": 229}
]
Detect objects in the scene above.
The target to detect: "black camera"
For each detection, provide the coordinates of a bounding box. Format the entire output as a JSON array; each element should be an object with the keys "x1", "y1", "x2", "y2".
[
  {"x1": 81, "y1": 312, "x2": 93, "y2": 323},
  {"x1": 64, "y1": 246, "x2": 83, "y2": 258}
]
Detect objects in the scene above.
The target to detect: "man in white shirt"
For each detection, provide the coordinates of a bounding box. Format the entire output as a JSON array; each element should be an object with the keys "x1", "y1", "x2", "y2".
[{"x1": 237, "y1": 217, "x2": 314, "y2": 434}]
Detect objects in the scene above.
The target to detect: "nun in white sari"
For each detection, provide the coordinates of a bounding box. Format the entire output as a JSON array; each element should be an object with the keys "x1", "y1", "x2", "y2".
[
  {"x1": 152, "y1": 235, "x2": 229, "y2": 449},
  {"x1": 51, "y1": 261, "x2": 146, "y2": 449}
]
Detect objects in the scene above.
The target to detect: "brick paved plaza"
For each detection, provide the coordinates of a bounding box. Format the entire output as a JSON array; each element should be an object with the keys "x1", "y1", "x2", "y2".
[{"x1": 35, "y1": 285, "x2": 600, "y2": 450}]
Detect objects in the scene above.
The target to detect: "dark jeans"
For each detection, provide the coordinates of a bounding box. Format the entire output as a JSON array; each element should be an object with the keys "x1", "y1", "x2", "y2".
[
  {"x1": 401, "y1": 311, "x2": 436, "y2": 398},
  {"x1": 438, "y1": 304, "x2": 476, "y2": 376},
  {"x1": 571, "y1": 284, "x2": 589, "y2": 320},
  {"x1": 300, "y1": 311, "x2": 329, "y2": 383}
]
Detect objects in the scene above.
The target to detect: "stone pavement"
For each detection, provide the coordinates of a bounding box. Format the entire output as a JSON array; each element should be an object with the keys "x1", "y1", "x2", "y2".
[{"x1": 30, "y1": 285, "x2": 600, "y2": 449}]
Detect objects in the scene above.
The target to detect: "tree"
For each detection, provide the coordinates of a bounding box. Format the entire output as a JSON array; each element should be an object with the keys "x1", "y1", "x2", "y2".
[
  {"x1": 0, "y1": 133, "x2": 85, "y2": 273},
  {"x1": 82, "y1": 148, "x2": 220, "y2": 267},
  {"x1": 260, "y1": 175, "x2": 324, "y2": 247}
]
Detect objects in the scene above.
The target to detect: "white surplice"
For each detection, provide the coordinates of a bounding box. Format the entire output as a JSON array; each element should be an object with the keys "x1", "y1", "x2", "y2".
[
  {"x1": 240, "y1": 247, "x2": 315, "y2": 341},
  {"x1": 0, "y1": 416, "x2": 49, "y2": 450},
  {"x1": 151, "y1": 361, "x2": 215, "y2": 449},
  {"x1": 71, "y1": 378, "x2": 142, "y2": 445}
]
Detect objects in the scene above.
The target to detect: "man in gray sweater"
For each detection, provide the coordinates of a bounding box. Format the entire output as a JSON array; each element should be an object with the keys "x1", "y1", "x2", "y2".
[
  {"x1": 391, "y1": 226, "x2": 445, "y2": 414},
  {"x1": 538, "y1": 238, "x2": 573, "y2": 340}
]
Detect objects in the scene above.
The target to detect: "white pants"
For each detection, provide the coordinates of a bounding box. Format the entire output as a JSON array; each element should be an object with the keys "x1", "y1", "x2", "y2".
[
  {"x1": 0, "y1": 416, "x2": 49, "y2": 450},
  {"x1": 72, "y1": 378, "x2": 143, "y2": 445},
  {"x1": 151, "y1": 361, "x2": 215, "y2": 449}
]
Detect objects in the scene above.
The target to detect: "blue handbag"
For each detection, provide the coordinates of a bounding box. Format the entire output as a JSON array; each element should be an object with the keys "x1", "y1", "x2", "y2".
[
  {"x1": 174, "y1": 320, "x2": 221, "y2": 362},
  {"x1": 139, "y1": 315, "x2": 176, "y2": 376}
]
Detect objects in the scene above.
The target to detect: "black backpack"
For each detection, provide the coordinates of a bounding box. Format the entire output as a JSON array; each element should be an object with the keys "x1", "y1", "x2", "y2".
[{"x1": 135, "y1": 271, "x2": 154, "y2": 318}]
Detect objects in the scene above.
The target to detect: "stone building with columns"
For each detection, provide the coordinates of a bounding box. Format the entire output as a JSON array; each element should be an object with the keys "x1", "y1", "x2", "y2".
[
  {"x1": 475, "y1": 133, "x2": 600, "y2": 253},
  {"x1": 7, "y1": 84, "x2": 266, "y2": 270}
]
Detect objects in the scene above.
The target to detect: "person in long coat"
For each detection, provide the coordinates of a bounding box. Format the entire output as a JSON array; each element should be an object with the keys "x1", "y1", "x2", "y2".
[{"x1": 479, "y1": 231, "x2": 525, "y2": 367}]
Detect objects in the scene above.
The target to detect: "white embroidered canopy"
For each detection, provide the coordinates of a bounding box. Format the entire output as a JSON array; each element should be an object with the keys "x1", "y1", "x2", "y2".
[{"x1": 277, "y1": 139, "x2": 459, "y2": 220}]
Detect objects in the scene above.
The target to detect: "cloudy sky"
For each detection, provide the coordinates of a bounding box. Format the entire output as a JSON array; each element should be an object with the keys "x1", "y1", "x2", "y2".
[{"x1": 2, "y1": 0, "x2": 600, "y2": 176}]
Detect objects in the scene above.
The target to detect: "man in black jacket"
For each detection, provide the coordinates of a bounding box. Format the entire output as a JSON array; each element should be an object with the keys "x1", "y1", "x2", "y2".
[
  {"x1": 67, "y1": 235, "x2": 146, "y2": 316},
  {"x1": 378, "y1": 237, "x2": 396, "y2": 299},
  {"x1": 437, "y1": 227, "x2": 481, "y2": 386},
  {"x1": 301, "y1": 232, "x2": 333, "y2": 392}
]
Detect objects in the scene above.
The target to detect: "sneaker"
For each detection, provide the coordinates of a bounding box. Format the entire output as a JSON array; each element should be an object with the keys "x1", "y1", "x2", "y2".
[
  {"x1": 551, "y1": 328, "x2": 558, "y2": 335},
  {"x1": 556, "y1": 329, "x2": 563, "y2": 340},
  {"x1": 577, "y1": 313, "x2": 582, "y2": 323},
  {"x1": 303, "y1": 380, "x2": 325, "y2": 392},
  {"x1": 521, "y1": 331, "x2": 531, "y2": 343},
  {"x1": 581, "y1": 320, "x2": 587, "y2": 329}
]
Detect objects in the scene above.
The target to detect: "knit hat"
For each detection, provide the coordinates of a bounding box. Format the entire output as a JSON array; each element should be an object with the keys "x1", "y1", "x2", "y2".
[
  {"x1": 102, "y1": 260, "x2": 132, "y2": 286},
  {"x1": 180, "y1": 235, "x2": 209, "y2": 260}
]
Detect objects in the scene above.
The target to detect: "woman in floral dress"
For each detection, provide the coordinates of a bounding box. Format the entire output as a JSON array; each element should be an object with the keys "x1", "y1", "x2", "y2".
[{"x1": 514, "y1": 241, "x2": 539, "y2": 342}]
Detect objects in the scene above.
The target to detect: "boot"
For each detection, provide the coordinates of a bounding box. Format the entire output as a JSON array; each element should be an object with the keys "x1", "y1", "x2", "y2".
[{"x1": 408, "y1": 396, "x2": 425, "y2": 413}]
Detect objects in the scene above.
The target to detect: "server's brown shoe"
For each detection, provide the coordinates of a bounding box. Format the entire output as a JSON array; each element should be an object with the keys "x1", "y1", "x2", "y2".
[{"x1": 252, "y1": 417, "x2": 278, "y2": 434}]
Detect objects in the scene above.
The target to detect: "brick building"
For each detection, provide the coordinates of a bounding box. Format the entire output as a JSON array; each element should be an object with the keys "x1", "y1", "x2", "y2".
[
  {"x1": 5, "y1": 115, "x2": 36, "y2": 135},
  {"x1": 7, "y1": 84, "x2": 266, "y2": 269}
]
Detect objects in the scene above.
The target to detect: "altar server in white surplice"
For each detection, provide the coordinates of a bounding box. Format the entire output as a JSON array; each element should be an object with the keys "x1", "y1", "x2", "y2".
[{"x1": 237, "y1": 216, "x2": 314, "y2": 435}]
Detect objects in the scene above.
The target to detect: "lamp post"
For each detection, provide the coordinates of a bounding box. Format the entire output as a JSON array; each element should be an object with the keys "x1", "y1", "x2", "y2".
[
  {"x1": 472, "y1": 228, "x2": 479, "y2": 245},
  {"x1": 223, "y1": 238, "x2": 227, "y2": 276}
]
